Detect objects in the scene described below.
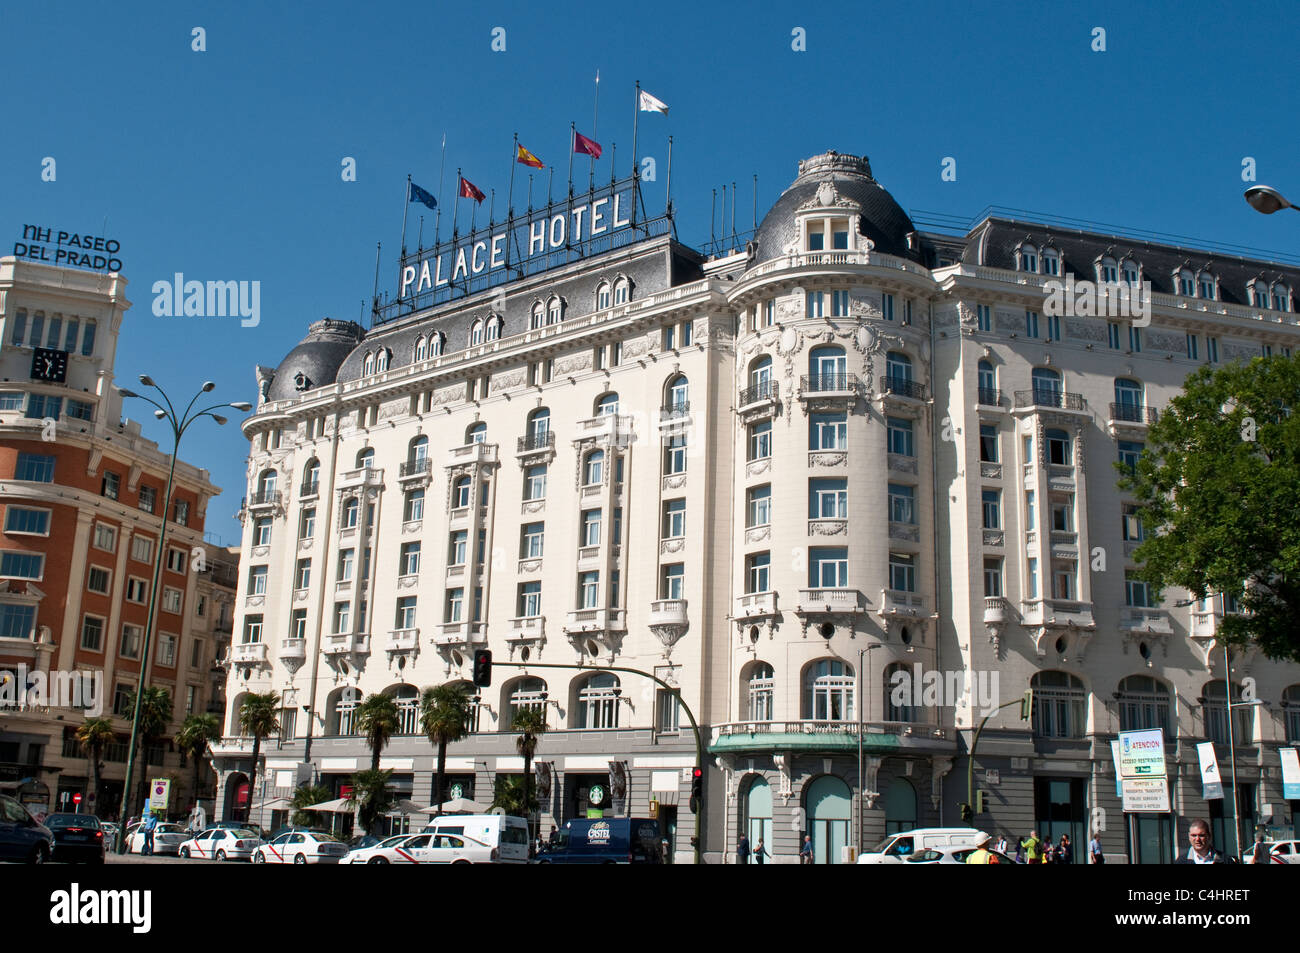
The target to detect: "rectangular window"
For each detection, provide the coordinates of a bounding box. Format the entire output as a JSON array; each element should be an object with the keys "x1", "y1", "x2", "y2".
[
  {"x1": 101, "y1": 471, "x2": 120, "y2": 500},
  {"x1": 113, "y1": 683, "x2": 135, "y2": 717},
  {"x1": 656, "y1": 690, "x2": 682, "y2": 732},
  {"x1": 581, "y1": 509, "x2": 602, "y2": 547},
  {"x1": 882, "y1": 293, "x2": 895, "y2": 321},
  {"x1": 1117, "y1": 441, "x2": 1143, "y2": 474},
  {"x1": 662, "y1": 325, "x2": 675, "y2": 350},
  {"x1": 524, "y1": 465, "x2": 547, "y2": 501},
  {"x1": 0, "y1": 391, "x2": 23, "y2": 411},
  {"x1": 248, "y1": 565, "x2": 268, "y2": 595},
  {"x1": 1027, "y1": 557, "x2": 1039, "y2": 599},
  {"x1": 1122, "y1": 505, "x2": 1146, "y2": 542},
  {"x1": 662, "y1": 500, "x2": 686, "y2": 539},
  {"x1": 337, "y1": 549, "x2": 354, "y2": 582},
  {"x1": 978, "y1": 424, "x2": 998, "y2": 463},
  {"x1": 253, "y1": 516, "x2": 272, "y2": 546},
  {"x1": 809, "y1": 413, "x2": 847, "y2": 450},
  {"x1": 1186, "y1": 333, "x2": 1199, "y2": 360},
  {"x1": 3, "y1": 507, "x2": 50, "y2": 535},
  {"x1": 300, "y1": 506, "x2": 317, "y2": 539},
  {"x1": 120, "y1": 624, "x2": 142, "y2": 659},
  {"x1": 747, "y1": 485, "x2": 773, "y2": 527},
  {"x1": 9, "y1": 310, "x2": 26, "y2": 345},
  {"x1": 93, "y1": 523, "x2": 116, "y2": 552},
  {"x1": 1025, "y1": 310, "x2": 1039, "y2": 338},
  {"x1": 1129, "y1": 325, "x2": 1142, "y2": 352},
  {"x1": 26, "y1": 393, "x2": 62, "y2": 420},
  {"x1": 748, "y1": 420, "x2": 772, "y2": 461},
  {"x1": 579, "y1": 571, "x2": 600, "y2": 609},
  {"x1": 162, "y1": 586, "x2": 183, "y2": 614},
  {"x1": 663, "y1": 435, "x2": 687, "y2": 475},
  {"x1": 1052, "y1": 565, "x2": 1076, "y2": 600},
  {"x1": 806, "y1": 291, "x2": 824, "y2": 318},
  {"x1": 1108, "y1": 322, "x2": 1121, "y2": 350},
  {"x1": 449, "y1": 530, "x2": 468, "y2": 567},
  {"x1": 763, "y1": 300, "x2": 775, "y2": 327},
  {"x1": 15, "y1": 453, "x2": 55, "y2": 482},
  {"x1": 0, "y1": 552, "x2": 44, "y2": 579},
  {"x1": 1207, "y1": 336, "x2": 1219, "y2": 363},
  {"x1": 661, "y1": 563, "x2": 684, "y2": 600},
  {"x1": 87, "y1": 565, "x2": 111, "y2": 595},
  {"x1": 831, "y1": 290, "x2": 850, "y2": 317},
  {"x1": 888, "y1": 552, "x2": 915, "y2": 592},
  {"x1": 746, "y1": 552, "x2": 770, "y2": 593},
  {"x1": 1046, "y1": 313, "x2": 1061, "y2": 341},
  {"x1": 1051, "y1": 499, "x2": 1074, "y2": 533},
  {"x1": 195, "y1": 595, "x2": 206, "y2": 618},
  {"x1": 518, "y1": 581, "x2": 542, "y2": 618},
  {"x1": 1025, "y1": 490, "x2": 1036, "y2": 531},
  {"x1": 191, "y1": 638, "x2": 205, "y2": 667},
  {"x1": 809, "y1": 547, "x2": 848, "y2": 588},
  {"x1": 395, "y1": 596, "x2": 417, "y2": 630},
  {"x1": 981, "y1": 489, "x2": 1001, "y2": 530},
  {"x1": 128, "y1": 535, "x2": 153, "y2": 564},
  {"x1": 294, "y1": 558, "x2": 311, "y2": 589},
  {"x1": 0, "y1": 604, "x2": 35, "y2": 640},
  {"x1": 680, "y1": 321, "x2": 692, "y2": 347},
  {"x1": 137, "y1": 486, "x2": 157, "y2": 514},
  {"x1": 65, "y1": 399, "x2": 94, "y2": 422},
  {"x1": 402, "y1": 490, "x2": 424, "y2": 523},
  {"x1": 887, "y1": 417, "x2": 914, "y2": 457},
  {"x1": 808, "y1": 478, "x2": 847, "y2": 519},
  {"x1": 983, "y1": 558, "x2": 1003, "y2": 597},
  {"x1": 903, "y1": 299, "x2": 913, "y2": 325},
  {"x1": 976, "y1": 304, "x2": 992, "y2": 332},
  {"x1": 888, "y1": 484, "x2": 915, "y2": 525},
  {"x1": 332, "y1": 603, "x2": 350, "y2": 634},
  {"x1": 1125, "y1": 573, "x2": 1154, "y2": 608},
  {"x1": 399, "y1": 542, "x2": 421, "y2": 575},
  {"x1": 807, "y1": 227, "x2": 824, "y2": 251},
  {"x1": 81, "y1": 615, "x2": 105, "y2": 651},
  {"x1": 156, "y1": 633, "x2": 177, "y2": 667}
]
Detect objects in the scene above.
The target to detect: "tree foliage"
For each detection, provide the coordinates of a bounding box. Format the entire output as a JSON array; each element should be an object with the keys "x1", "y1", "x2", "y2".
[
  {"x1": 420, "y1": 683, "x2": 473, "y2": 810},
  {"x1": 290, "y1": 783, "x2": 333, "y2": 828},
  {"x1": 1121, "y1": 355, "x2": 1300, "y2": 660},
  {"x1": 356, "y1": 692, "x2": 400, "y2": 772},
  {"x1": 348, "y1": 769, "x2": 394, "y2": 834}
]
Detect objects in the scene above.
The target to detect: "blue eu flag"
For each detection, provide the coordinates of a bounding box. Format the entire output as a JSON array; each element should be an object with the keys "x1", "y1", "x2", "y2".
[{"x1": 409, "y1": 182, "x2": 438, "y2": 210}]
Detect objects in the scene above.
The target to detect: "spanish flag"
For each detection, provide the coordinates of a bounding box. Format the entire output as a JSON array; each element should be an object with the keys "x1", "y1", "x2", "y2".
[{"x1": 516, "y1": 144, "x2": 544, "y2": 169}]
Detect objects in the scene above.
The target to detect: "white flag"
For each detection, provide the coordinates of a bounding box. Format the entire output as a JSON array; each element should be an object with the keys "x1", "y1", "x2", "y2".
[{"x1": 639, "y1": 89, "x2": 669, "y2": 114}]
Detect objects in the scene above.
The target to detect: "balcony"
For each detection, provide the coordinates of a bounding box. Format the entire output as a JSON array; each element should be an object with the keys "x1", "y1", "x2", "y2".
[
  {"x1": 737, "y1": 382, "x2": 780, "y2": 423},
  {"x1": 1107, "y1": 402, "x2": 1159, "y2": 436},
  {"x1": 878, "y1": 589, "x2": 928, "y2": 620},
  {"x1": 385, "y1": 627, "x2": 420, "y2": 666},
  {"x1": 299, "y1": 480, "x2": 320, "y2": 500},
  {"x1": 795, "y1": 589, "x2": 866, "y2": 632},
  {"x1": 983, "y1": 596, "x2": 1009, "y2": 625},
  {"x1": 505, "y1": 616, "x2": 546, "y2": 655},
  {"x1": 516, "y1": 431, "x2": 556, "y2": 463},
  {"x1": 735, "y1": 591, "x2": 778, "y2": 624},
  {"x1": 563, "y1": 608, "x2": 627, "y2": 654},
  {"x1": 280, "y1": 638, "x2": 306, "y2": 675},
  {"x1": 446, "y1": 442, "x2": 497, "y2": 468},
  {"x1": 881, "y1": 376, "x2": 927, "y2": 401},
  {"x1": 434, "y1": 622, "x2": 487, "y2": 651},
  {"x1": 1013, "y1": 390, "x2": 1088, "y2": 414},
  {"x1": 1120, "y1": 608, "x2": 1173, "y2": 636},
  {"x1": 1019, "y1": 599, "x2": 1096, "y2": 656},
  {"x1": 648, "y1": 598, "x2": 689, "y2": 628},
  {"x1": 324, "y1": 633, "x2": 371, "y2": 673},
  {"x1": 711, "y1": 720, "x2": 951, "y2": 756},
  {"x1": 337, "y1": 466, "x2": 384, "y2": 490},
  {"x1": 799, "y1": 374, "x2": 860, "y2": 409},
  {"x1": 977, "y1": 387, "x2": 1005, "y2": 408},
  {"x1": 574, "y1": 413, "x2": 635, "y2": 447},
  {"x1": 658, "y1": 401, "x2": 692, "y2": 436},
  {"x1": 398, "y1": 459, "x2": 433, "y2": 485},
  {"x1": 241, "y1": 489, "x2": 281, "y2": 514},
  {"x1": 232, "y1": 642, "x2": 268, "y2": 665}
]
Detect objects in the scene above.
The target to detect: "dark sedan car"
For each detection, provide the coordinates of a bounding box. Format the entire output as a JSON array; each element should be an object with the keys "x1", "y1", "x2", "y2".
[
  {"x1": 44, "y1": 813, "x2": 107, "y2": 863},
  {"x1": 0, "y1": 794, "x2": 54, "y2": 863}
]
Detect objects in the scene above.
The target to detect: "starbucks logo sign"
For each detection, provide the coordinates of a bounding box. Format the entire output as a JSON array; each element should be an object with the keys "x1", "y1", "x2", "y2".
[
  {"x1": 449, "y1": 783, "x2": 464, "y2": 800},
  {"x1": 588, "y1": 784, "x2": 605, "y2": 806}
]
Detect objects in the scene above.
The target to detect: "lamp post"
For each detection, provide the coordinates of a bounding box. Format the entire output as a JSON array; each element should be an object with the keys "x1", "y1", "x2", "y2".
[
  {"x1": 1243, "y1": 185, "x2": 1298, "y2": 215},
  {"x1": 856, "y1": 643, "x2": 881, "y2": 858},
  {"x1": 114, "y1": 377, "x2": 250, "y2": 851},
  {"x1": 1220, "y1": 639, "x2": 1267, "y2": 859}
]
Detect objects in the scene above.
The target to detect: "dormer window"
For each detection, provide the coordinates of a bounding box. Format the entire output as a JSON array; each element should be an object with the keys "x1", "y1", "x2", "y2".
[
  {"x1": 430, "y1": 332, "x2": 444, "y2": 356},
  {"x1": 362, "y1": 352, "x2": 375, "y2": 375},
  {"x1": 470, "y1": 319, "x2": 484, "y2": 346},
  {"x1": 1099, "y1": 257, "x2": 1118, "y2": 283},
  {"x1": 531, "y1": 302, "x2": 545, "y2": 330},
  {"x1": 547, "y1": 296, "x2": 562, "y2": 325},
  {"x1": 1121, "y1": 259, "x2": 1140, "y2": 285},
  {"x1": 414, "y1": 336, "x2": 427, "y2": 362},
  {"x1": 1019, "y1": 245, "x2": 1038, "y2": 273},
  {"x1": 613, "y1": 277, "x2": 630, "y2": 304},
  {"x1": 1177, "y1": 269, "x2": 1195, "y2": 296},
  {"x1": 1041, "y1": 248, "x2": 1060, "y2": 276},
  {"x1": 596, "y1": 282, "x2": 611, "y2": 309},
  {"x1": 807, "y1": 222, "x2": 825, "y2": 251},
  {"x1": 1272, "y1": 283, "x2": 1291, "y2": 312},
  {"x1": 375, "y1": 349, "x2": 389, "y2": 372},
  {"x1": 1198, "y1": 273, "x2": 1216, "y2": 300},
  {"x1": 831, "y1": 220, "x2": 849, "y2": 250},
  {"x1": 803, "y1": 215, "x2": 853, "y2": 253}
]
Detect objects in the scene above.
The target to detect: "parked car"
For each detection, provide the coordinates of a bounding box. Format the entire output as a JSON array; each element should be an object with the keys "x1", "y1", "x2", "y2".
[
  {"x1": 534, "y1": 818, "x2": 662, "y2": 864},
  {"x1": 417, "y1": 814, "x2": 530, "y2": 864},
  {"x1": 252, "y1": 830, "x2": 348, "y2": 864},
  {"x1": 856, "y1": 828, "x2": 988, "y2": 864},
  {"x1": 214, "y1": 820, "x2": 266, "y2": 838},
  {"x1": 44, "y1": 813, "x2": 107, "y2": 864},
  {"x1": 340, "y1": 833, "x2": 423, "y2": 864},
  {"x1": 0, "y1": 794, "x2": 54, "y2": 864},
  {"x1": 125, "y1": 821, "x2": 189, "y2": 856},
  {"x1": 347, "y1": 833, "x2": 383, "y2": 852},
  {"x1": 178, "y1": 827, "x2": 263, "y2": 861},
  {"x1": 902, "y1": 845, "x2": 1016, "y2": 864}
]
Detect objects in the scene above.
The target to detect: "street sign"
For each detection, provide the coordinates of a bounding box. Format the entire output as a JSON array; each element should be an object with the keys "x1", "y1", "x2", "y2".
[
  {"x1": 1121, "y1": 777, "x2": 1171, "y2": 813},
  {"x1": 151, "y1": 778, "x2": 171, "y2": 810},
  {"x1": 1281, "y1": 747, "x2": 1300, "y2": 801},
  {"x1": 72, "y1": 793, "x2": 81, "y2": 805},
  {"x1": 1197, "y1": 742, "x2": 1224, "y2": 799},
  {"x1": 1117, "y1": 729, "x2": 1166, "y2": 779}
]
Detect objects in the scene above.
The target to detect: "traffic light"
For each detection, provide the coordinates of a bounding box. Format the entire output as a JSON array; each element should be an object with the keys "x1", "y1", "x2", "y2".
[
  {"x1": 1019, "y1": 688, "x2": 1034, "y2": 722},
  {"x1": 689, "y1": 766, "x2": 703, "y2": 814},
  {"x1": 975, "y1": 790, "x2": 986, "y2": 814},
  {"x1": 472, "y1": 648, "x2": 493, "y2": 687},
  {"x1": 959, "y1": 801, "x2": 973, "y2": 823}
]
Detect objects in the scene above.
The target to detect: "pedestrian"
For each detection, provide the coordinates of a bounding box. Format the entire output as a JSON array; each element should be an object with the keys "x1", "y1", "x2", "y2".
[
  {"x1": 754, "y1": 838, "x2": 770, "y2": 864},
  {"x1": 1042, "y1": 839, "x2": 1055, "y2": 864},
  {"x1": 142, "y1": 810, "x2": 158, "y2": 856},
  {"x1": 995, "y1": 833, "x2": 1008, "y2": 855},
  {"x1": 1174, "y1": 818, "x2": 1232, "y2": 864},
  {"x1": 1089, "y1": 831, "x2": 1105, "y2": 865},
  {"x1": 965, "y1": 831, "x2": 1000, "y2": 864},
  {"x1": 736, "y1": 833, "x2": 751, "y2": 865},
  {"x1": 1022, "y1": 830, "x2": 1042, "y2": 864},
  {"x1": 1014, "y1": 838, "x2": 1025, "y2": 864},
  {"x1": 1057, "y1": 834, "x2": 1072, "y2": 865},
  {"x1": 1249, "y1": 831, "x2": 1270, "y2": 865},
  {"x1": 799, "y1": 835, "x2": 813, "y2": 865}
]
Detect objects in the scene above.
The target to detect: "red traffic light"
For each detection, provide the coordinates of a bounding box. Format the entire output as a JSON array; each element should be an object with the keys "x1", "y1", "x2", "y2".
[
  {"x1": 691, "y1": 767, "x2": 703, "y2": 780},
  {"x1": 472, "y1": 648, "x2": 493, "y2": 687}
]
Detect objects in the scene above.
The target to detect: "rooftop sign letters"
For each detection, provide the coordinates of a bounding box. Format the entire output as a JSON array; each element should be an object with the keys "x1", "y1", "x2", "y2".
[{"x1": 13, "y1": 224, "x2": 123, "y2": 272}]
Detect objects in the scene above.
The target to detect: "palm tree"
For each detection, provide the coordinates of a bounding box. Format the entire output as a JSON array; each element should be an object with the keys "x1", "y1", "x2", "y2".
[
  {"x1": 174, "y1": 713, "x2": 220, "y2": 810},
  {"x1": 238, "y1": 692, "x2": 281, "y2": 823},
  {"x1": 290, "y1": 782, "x2": 332, "y2": 828},
  {"x1": 511, "y1": 706, "x2": 548, "y2": 843},
  {"x1": 355, "y1": 692, "x2": 400, "y2": 772},
  {"x1": 491, "y1": 775, "x2": 530, "y2": 817},
  {"x1": 347, "y1": 769, "x2": 394, "y2": 835},
  {"x1": 75, "y1": 717, "x2": 116, "y2": 812},
  {"x1": 420, "y1": 683, "x2": 472, "y2": 813},
  {"x1": 132, "y1": 687, "x2": 173, "y2": 817}
]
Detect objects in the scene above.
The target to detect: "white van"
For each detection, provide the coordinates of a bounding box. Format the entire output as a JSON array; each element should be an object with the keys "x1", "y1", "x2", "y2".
[
  {"x1": 856, "y1": 827, "x2": 987, "y2": 864},
  {"x1": 418, "y1": 814, "x2": 530, "y2": 864}
]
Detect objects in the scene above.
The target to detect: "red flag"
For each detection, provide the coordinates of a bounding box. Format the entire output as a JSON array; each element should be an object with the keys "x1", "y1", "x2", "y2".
[
  {"x1": 459, "y1": 176, "x2": 486, "y2": 203},
  {"x1": 573, "y1": 131, "x2": 602, "y2": 159}
]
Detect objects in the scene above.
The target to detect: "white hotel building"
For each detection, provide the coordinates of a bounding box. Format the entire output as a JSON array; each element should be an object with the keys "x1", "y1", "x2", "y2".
[{"x1": 211, "y1": 152, "x2": 1300, "y2": 862}]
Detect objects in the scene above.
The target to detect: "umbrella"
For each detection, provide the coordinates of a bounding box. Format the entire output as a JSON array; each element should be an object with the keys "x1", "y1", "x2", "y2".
[
  {"x1": 249, "y1": 797, "x2": 293, "y2": 812},
  {"x1": 304, "y1": 797, "x2": 357, "y2": 814},
  {"x1": 389, "y1": 799, "x2": 429, "y2": 815},
  {"x1": 420, "y1": 796, "x2": 489, "y2": 815}
]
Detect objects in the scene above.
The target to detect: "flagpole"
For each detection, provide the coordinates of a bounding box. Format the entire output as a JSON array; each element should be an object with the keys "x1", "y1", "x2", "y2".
[
  {"x1": 508, "y1": 132, "x2": 518, "y2": 219},
  {"x1": 589, "y1": 70, "x2": 599, "y2": 192},
  {"x1": 567, "y1": 123, "x2": 575, "y2": 198},
  {"x1": 528, "y1": 174, "x2": 534, "y2": 212},
  {"x1": 632, "y1": 80, "x2": 640, "y2": 181},
  {"x1": 417, "y1": 215, "x2": 424, "y2": 253},
  {"x1": 434, "y1": 134, "x2": 447, "y2": 247},
  {"x1": 609, "y1": 143, "x2": 616, "y2": 186},
  {"x1": 489, "y1": 189, "x2": 495, "y2": 227},
  {"x1": 665, "y1": 135, "x2": 674, "y2": 227},
  {"x1": 400, "y1": 174, "x2": 411, "y2": 261},
  {"x1": 732, "y1": 179, "x2": 738, "y2": 250},
  {"x1": 548, "y1": 167, "x2": 554, "y2": 206},
  {"x1": 452, "y1": 167, "x2": 461, "y2": 238},
  {"x1": 371, "y1": 241, "x2": 382, "y2": 318}
]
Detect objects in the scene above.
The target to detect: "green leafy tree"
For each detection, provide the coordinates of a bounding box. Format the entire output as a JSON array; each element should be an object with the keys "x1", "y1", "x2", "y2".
[
  {"x1": 420, "y1": 683, "x2": 473, "y2": 812},
  {"x1": 510, "y1": 706, "x2": 548, "y2": 840},
  {"x1": 490, "y1": 775, "x2": 533, "y2": 818},
  {"x1": 1120, "y1": 355, "x2": 1300, "y2": 661},
  {"x1": 348, "y1": 769, "x2": 394, "y2": 834},
  {"x1": 75, "y1": 717, "x2": 116, "y2": 811},
  {"x1": 132, "y1": 687, "x2": 173, "y2": 816},
  {"x1": 238, "y1": 692, "x2": 281, "y2": 820},
  {"x1": 290, "y1": 783, "x2": 332, "y2": 828},
  {"x1": 174, "y1": 713, "x2": 221, "y2": 809},
  {"x1": 355, "y1": 692, "x2": 400, "y2": 772}
]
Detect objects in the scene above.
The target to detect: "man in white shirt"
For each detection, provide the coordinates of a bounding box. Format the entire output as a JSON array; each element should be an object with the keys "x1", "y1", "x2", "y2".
[{"x1": 1175, "y1": 818, "x2": 1230, "y2": 864}]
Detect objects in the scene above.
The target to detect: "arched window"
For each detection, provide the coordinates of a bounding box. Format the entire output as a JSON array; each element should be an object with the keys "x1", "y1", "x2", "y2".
[
  {"x1": 749, "y1": 356, "x2": 773, "y2": 401},
  {"x1": 469, "y1": 319, "x2": 484, "y2": 346},
  {"x1": 387, "y1": 685, "x2": 420, "y2": 735},
  {"x1": 743, "y1": 777, "x2": 773, "y2": 863},
  {"x1": 430, "y1": 332, "x2": 444, "y2": 356},
  {"x1": 803, "y1": 660, "x2": 855, "y2": 721},
  {"x1": 1176, "y1": 268, "x2": 1195, "y2": 297},
  {"x1": 1121, "y1": 259, "x2": 1140, "y2": 285},
  {"x1": 362, "y1": 352, "x2": 375, "y2": 375},
  {"x1": 228, "y1": 692, "x2": 248, "y2": 736},
  {"x1": 547, "y1": 296, "x2": 562, "y2": 325},
  {"x1": 1250, "y1": 280, "x2": 1271, "y2": 308},
  {"x1": 805, "y1": 775, "x2": 851, "y2": 864},
  {"x1": 342, "y1": 497, "x2": 360, "y2": 529},
  {"x1": 575, "y1": 672, "x2": 620, "y2": 728},
  {"x1": 531, "y1": 302, "x2": 545, "y2": 330},
  {"x1": 526, "y1": 408, "x2": 550, "y2": 443},
  {"x1": 884, "y1": 662, "x2": 920, "y2": 722},
  {"x1": 1045, "y1": 428, "x2": 1072, "y2": 466},
  {"x1": 1114, "y1": 378, "x2": 1143, "y2": 420},
  {"x1": 883, "y1": 779, "x2": 918, "y2": 835},
  {"x1": 1029, "y1": 671, "x2": 1086, "y2": 738},
  {"x1": 505, "y1": 677, "x2": 547, "y2": 728},
  {"x1": 1282, "y1": 685, "x2": 1300, "y2": 743},
  {"x1": 885, "y1": 351, "x2": 912, "y2": 386},
  {"x1": 376, "y1": 349, "x2": 389, "y2": 372},
  {"x1": 486, "y1": 315, "x2": 502, "y2": 341},
  {"x1": 356, "y1": 448, "x2": 375, "y2": 470},
  {"x1": 746, "y1": 662, "x2": 774, "y2": 721},
  {"x1": 666, "y1": 374, "x2": 689, "y2": 412},
  {"x1": 1031, "y1": 367, "x2": 1063, "y2": 406},
  {"x1": 583, "y1": 449, "x2": 605, "y2": 486},
  {"x1": 452, "y1": 475, "x2": 472, "y2": 509},
  {"x1": 977, "y1": 360, "x2": 996, "y2": 402},
  {"x1": 613, "y1": 277, "x2": 630, "y2": 305},
  {"x1": 466, "y1": 422, "x2": 487, "y2": 444},
  {"x1": 1098, "y1": 256, "x2": 1118, "y2": 283},
  {"x1": 408, "y1": 436, "x2": 429, "y2": 464},
  {"x1": 1040, "y1": 246, "x2": 1060, "y2": 276},
  {"x1": 595, "y1": 393, "x2": 619, "y2": 416},
  {"x1": 257, "y1": 468, "x2": 277, "y2": 499},
  {"x1": 1203, "y1": 681, "x2": 1254, "y2": 746},
  {"x1": 596, "y1": 282, "x2": 611, "y2": 310},
  {"x1": 1271, "y1": 283, "x2": 1292, "y2": 312},
  {"x1": 1197, "y1": 271, "x2": 1216, "y2": 300},
  {"x1": 331, "y1": 689, "x2": 359, "y2": 736},
  {"x1": 1117, "y1": 675, "x2": 1172, "y2": 737},
  {"x1": 1018, "y1": 244, "x2": 1038, "y2": 273},
  {"x1": 809, "y1": 345, "x2": 846, "y2": 383},
  {"x1": 415, "y1": 336, "x2": 428, "y2": 362},
  {"x1": 301, "y1": 460, "x2": 319, "y2": 495}
]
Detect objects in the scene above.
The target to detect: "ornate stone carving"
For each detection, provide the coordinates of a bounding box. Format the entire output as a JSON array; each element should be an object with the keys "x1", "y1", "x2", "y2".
[
  {"x1": 662, "y1": 474, "x2": 686, "y2": 491},
  {"x1": 379, "y1": 399, "x2": 407, "y2": 420},
  {"x1": 980, "y1": 462, "x2": 1002, "y2": 479},
  {"x1": 808, "y1": 520, "x2": 847, "y2": 536},
  {"x1": 743, "y1": 527, "x2": 770, "y2": 545},
  {"x1": 660, "y1": 538, "x2": 686, "y2": 554},
  {"x1": 493, "y1": 368, "x2": 527, "y2": 390},
  {"x1": 621, "y1": 335, "x2": 648, "y2": 359},
  {"x1": 432, "y1": 384, "x2": 465, "y2": 406},
  {"x1": 772, "y1": 754, "x2": 793, "y2": 801},
  {"x1": 396, "y1": 574, "x2": 419, "y2": 589},
  {"x1": 982, "y1": 530, "x2": 1004, "y2": 547},
  {"x1": 518, "y1": 558, "x2": 543, "y2": 573},
  {"x1": 861, "y1": 756, "x2": 882, "y2": 808},
  {"x1": 521, "y1": 500, "x2": 545, "y2": 515},
  {"x1": 553, "y1": 351, "x2": 592, "y2": 376},
  {"x1": 252, "y1": 545, "x2": 270, "y2": 558},
  {"x1": 889, "y1": 455, "x2": 919, "y2": 474},
  {"x1": 401, "y1": 520, "x2": 422, "y2": 534},
  {"x1": 889, "y1": 524, "x2": 921, "y2": 542},
  {"x1": 245, "y1": 595, "x2": 265, "y2": 608},
  {"x1": 807, "y1": 452, "x2": 847, "y2": 468},
  {"x1": 744, "y1": 459, "x2": 771, "y2": 478}
]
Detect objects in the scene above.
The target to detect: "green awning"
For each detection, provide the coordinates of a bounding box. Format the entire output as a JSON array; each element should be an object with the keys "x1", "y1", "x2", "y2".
[{"x1": 709, "y1": 731, "x2": 904, "y2": 755}]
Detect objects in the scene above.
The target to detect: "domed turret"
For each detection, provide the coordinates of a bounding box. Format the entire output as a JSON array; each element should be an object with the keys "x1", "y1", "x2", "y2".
[{"x1": 263, "y1": 319, "x2": 365, "y2": 402}]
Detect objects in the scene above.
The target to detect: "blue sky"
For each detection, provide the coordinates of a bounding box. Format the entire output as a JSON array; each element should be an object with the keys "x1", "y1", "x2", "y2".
[{"x1": 5, "y1": 0, "x2": 1299, "y2": 537}]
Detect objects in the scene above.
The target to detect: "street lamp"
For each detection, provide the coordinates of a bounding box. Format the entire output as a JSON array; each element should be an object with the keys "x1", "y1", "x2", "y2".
[
  {"x1": 856, "y1": 643, "x2": 882, "y2": 858},
  {"x1": 1243, "y1": 185, "x2": 1297, "y2": 215},
  {"x1": 115, "y1": 376, "x2": 250, "y2": 851},
  {"x1": 1221, "y1": 640, "x2": 1267, "y2": 860}
]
